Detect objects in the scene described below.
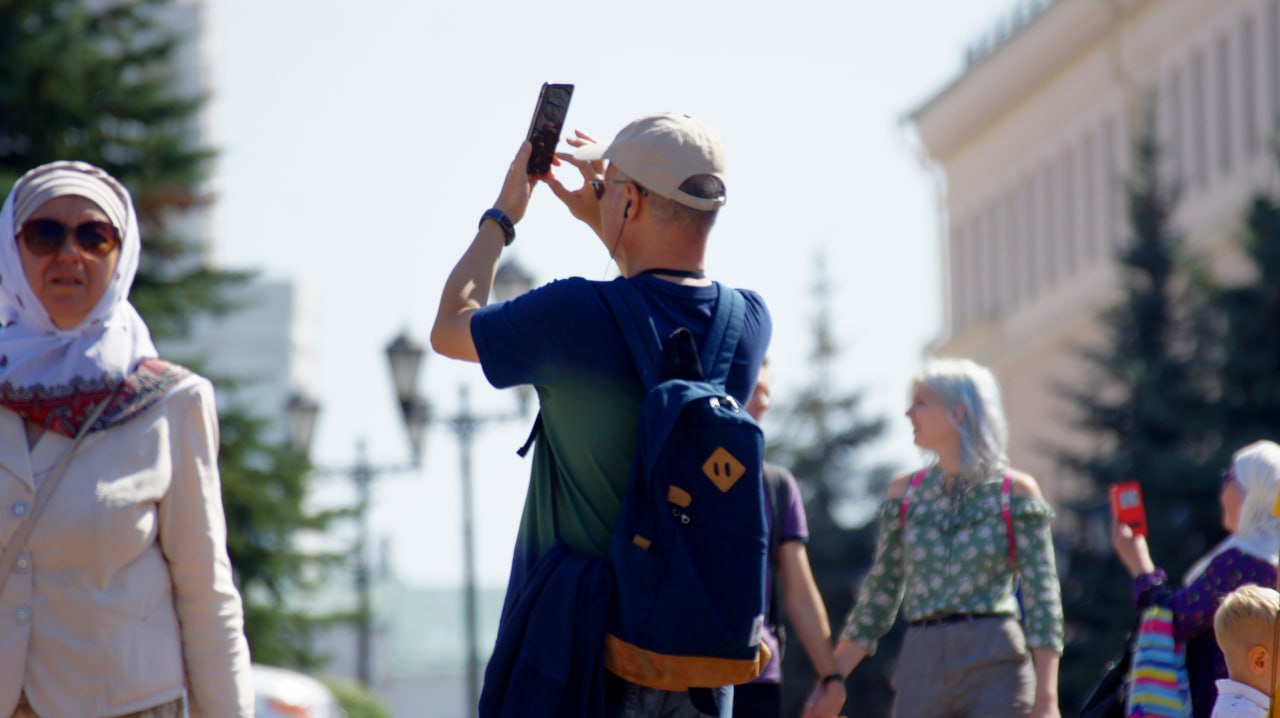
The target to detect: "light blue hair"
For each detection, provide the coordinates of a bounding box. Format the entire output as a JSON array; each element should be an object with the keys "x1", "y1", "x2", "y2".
[{"x1": 912, "y1": 357, "x2": 1010, "y2": 476}]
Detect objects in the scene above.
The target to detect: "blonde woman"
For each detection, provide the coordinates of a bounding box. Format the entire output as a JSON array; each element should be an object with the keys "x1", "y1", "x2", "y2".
[{"x1": 807, "y1": 358, "x2": 1063, "y2": 718}]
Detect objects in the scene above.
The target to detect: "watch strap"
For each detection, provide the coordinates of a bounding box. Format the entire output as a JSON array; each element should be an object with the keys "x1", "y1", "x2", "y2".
[{"x1": 480, "y1": 208, "x2": 516, "y2": 246}]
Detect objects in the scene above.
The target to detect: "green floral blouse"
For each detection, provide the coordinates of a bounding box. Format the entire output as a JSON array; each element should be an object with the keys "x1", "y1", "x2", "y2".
[{"x1": 840, "y1": 466, "x2": 1065, "y2": 654}]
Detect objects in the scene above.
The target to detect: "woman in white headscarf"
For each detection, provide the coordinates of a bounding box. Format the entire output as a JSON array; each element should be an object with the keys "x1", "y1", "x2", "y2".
[
  {"x1": 1112, "y1": 440, "x2": 1280, "y2": 718},
  {"x1": 0, "y1": 161, "x2": 253, "y2": 718}
]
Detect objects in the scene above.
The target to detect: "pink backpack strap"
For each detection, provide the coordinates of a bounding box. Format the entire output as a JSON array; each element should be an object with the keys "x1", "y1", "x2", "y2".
[
  {"x1": 898, "y1": 469, "x2": 929, "y2": 531},
  {"x1": 1001, "y1": 472, "x2": 1017, "y2": 570}
]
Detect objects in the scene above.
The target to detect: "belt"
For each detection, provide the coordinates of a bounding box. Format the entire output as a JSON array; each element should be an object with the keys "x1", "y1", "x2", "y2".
[{"x1": 907, "y1": 612, "x2": 1005, "y2": 628}]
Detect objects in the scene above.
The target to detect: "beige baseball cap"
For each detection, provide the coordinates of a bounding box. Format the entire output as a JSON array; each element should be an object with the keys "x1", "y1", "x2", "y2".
[{"x1": 574, "y1": 112, "x2": 727, "y2": 211}]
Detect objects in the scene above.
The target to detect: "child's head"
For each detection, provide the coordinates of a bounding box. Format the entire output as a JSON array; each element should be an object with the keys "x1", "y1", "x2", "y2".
[{"x1": 1215, "y1": 583, "x2": 1280, "y2": 695}]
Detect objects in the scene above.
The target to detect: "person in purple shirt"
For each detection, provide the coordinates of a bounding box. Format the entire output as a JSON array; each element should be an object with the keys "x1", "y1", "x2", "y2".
[
  {"x1": 1112, "y1": 440, "x2": 1280, "y2": 718},
  {"x1": 731, "y1": 358, "x2": 843, "y2": 718}
]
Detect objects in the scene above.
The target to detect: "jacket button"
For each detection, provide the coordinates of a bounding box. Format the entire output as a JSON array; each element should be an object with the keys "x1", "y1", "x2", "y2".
[{"x1": 11, "y1": 502, "x2": 28, "y2": 518}]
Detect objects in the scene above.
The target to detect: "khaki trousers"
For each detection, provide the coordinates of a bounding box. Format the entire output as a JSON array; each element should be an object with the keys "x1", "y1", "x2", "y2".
[
  {"x1": 11, "y1": 695, "x2": 184, "y2": 718},
  {"x1": 891, "y1": 615, "x2": 1035, "y2": 718}
]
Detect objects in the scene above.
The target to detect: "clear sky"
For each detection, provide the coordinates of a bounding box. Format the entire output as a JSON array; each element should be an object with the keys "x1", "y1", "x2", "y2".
[{"x1": 207, "y1": 0, "x2": 1019, "y2": 588}]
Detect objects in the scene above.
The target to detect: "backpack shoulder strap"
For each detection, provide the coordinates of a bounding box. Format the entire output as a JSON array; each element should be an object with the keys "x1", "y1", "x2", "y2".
[
  {"x1": 898, "y1": 469, "x2": 929, "y2": 531},
  {"x1": 1001, "y1": 472, "x2": 1017, "y2": 570},
  {"x1": 698, "y1": 284, "x2": 746, "y2": 386},
  {"x1": 599, "y1": 279, "x2": 744, "y2": 389},
  {"x1": 599, "y1": 279, "x2": 664, "y2": 389}
]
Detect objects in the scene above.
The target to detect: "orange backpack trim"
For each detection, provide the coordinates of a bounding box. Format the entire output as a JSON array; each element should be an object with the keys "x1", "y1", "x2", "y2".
[{"x1": 603, "y1": 633, "x2": 772, "y2": 691}]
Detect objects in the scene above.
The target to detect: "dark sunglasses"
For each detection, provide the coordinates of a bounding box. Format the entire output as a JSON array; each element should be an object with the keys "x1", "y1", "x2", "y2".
[
  {"x1": 589, "y1": 179, "x2": 632, "y2": 200},
  {"x1": 1220, "y1": 466, "x2": 1237, "y2": 490},
  {"x1": 18, "y1": 218, "x2": 120, "y2": 258}
]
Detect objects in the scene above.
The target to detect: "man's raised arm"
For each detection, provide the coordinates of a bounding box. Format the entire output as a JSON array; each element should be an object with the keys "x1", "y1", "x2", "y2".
[{"x1": 431, "y1": 142, "x2": 537, "y2": 362}]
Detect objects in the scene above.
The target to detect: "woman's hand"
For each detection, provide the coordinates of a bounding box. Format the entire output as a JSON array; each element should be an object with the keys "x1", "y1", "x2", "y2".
[
  {"x1": 800, "y1": 679, "x2": 846, "y2": 718},
  {"x1": 1111, "y1": 520, "x2": 1157, "y2": 578},
  {"x1": 1029, "y1": 648, "x2": 1062, "y2": 718},
  {"x1": 543, "y1": 129, "x2": 606, "y2": 238},
  {"x1": 1028, "y1": 698, "x2": 1061, "y2": 718}
]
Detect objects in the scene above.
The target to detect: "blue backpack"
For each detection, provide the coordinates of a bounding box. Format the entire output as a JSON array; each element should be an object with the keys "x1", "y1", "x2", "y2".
[{"x1": 598, "y1": 279, "x2": 770, "y2": 690}]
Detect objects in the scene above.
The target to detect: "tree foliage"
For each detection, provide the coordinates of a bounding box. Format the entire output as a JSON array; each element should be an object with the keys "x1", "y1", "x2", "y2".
[
  {"x1": 1209, "y1": 147, "x2": 1280, "y2": 453},
  {"x1": 322, "y1": 678, "x2": 393, "y2": 718},
  {"x1": 763, "y1": 257, "x2": 898, "y2": 717},
  {"x1": 0, "y1": 0, "x2": 337, "y2": 669},
  {"x1": 1056, "y1": 109, "x2": 1226, "y2": 709}
]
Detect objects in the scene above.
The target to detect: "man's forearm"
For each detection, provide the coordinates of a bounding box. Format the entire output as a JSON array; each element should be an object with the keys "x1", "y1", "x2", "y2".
[
  {"x1": 430, "y1": 221, "x2": 506, "y2": 362},
  {"x1": 779, "y1": 543, "x2": 838, "y2": 676}
]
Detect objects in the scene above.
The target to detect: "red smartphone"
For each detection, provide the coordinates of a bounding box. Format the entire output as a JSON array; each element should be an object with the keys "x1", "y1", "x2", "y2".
[
  {"x1": 525, "y1": 83, "x2": 574, "y2": 175},
  {"x1": 1110, "y1": 481, "x2": 1148, "y2": 537}
]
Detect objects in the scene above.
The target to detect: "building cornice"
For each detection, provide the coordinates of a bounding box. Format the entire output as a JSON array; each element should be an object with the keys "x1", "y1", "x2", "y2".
[{"x1": 909, "y1": 0, "x2": 1152, "y2": 161}]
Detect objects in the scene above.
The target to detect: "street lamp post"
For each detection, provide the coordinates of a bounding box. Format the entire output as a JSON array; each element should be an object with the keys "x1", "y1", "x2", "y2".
[
  {"x1": 444, "y1": 383, "x2": 531, "y2": 713},
  {"x1": 285, "y1": 257, "x2": 534, "y2": 709},
  {"x1": 352, "y1": 440, "x2": 375, "y2": 689},
  {"x1": 454, "y1": 386, "x2": 480, "y2": 712},
  {"x1": 285, "y1": 332, "x2": 428, "y2": 689},
  {"x1": 446, "y1": 257, "x2": 535, "y2": 713}
]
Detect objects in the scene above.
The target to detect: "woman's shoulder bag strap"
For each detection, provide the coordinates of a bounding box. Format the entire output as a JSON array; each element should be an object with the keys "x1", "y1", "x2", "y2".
[{"x1": 0, "y1": 382, "x2": 122, "y2": 591}]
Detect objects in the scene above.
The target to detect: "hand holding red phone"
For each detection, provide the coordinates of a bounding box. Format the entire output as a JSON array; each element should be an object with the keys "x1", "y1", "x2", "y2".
[
  {"x1": 1110, "y1": 481, "x2": 1156, "y2": 577},
  {"x1": 1109, "y1": 481, "x2": 1148, "y2": 536}
]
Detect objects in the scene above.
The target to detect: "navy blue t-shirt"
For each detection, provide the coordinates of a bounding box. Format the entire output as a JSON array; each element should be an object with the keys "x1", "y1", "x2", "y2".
[{"x1": 471, "y1": 274, "x2": 771, "y2": 596}]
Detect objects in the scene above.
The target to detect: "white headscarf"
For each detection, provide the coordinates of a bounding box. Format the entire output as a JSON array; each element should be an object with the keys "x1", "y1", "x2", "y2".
[
  {"x1": 1184, "y1": 440, "x2": 1280, "y2": 584},
  {"x1": 0, "y1": 161, "x2": 156, "y2": 393}
]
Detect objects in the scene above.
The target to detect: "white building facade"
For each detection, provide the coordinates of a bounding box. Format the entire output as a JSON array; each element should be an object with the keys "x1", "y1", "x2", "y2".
[{"x1": 912, "y1": 0, "x2": 1280, "y2": 506}]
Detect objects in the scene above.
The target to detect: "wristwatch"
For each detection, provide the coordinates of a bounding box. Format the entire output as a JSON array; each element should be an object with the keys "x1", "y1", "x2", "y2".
[
  {"x1": 821, "y1": 673, "x2": 845, "y2": 687},
  {"x1": 479, "y1": 208, "x2": 516, "y2": 246}
]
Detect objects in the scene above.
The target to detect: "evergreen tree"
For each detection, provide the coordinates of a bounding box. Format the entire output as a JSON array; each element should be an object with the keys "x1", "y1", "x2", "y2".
[
  {"x1": 217, "y1": 406, "x2": 352, "y2": 670},
  {"x1": 1056, "y1": 110, "x2": 1223, "y2": 709},
  {"x1": 1210, "y1": 148, "x2": 1280, "y2": 451},
  {"x1": 0, "y1": 0, "x2": 235, "y2": 335},
  {"x1": 764, "y1": 255, "x2": 897, "y2": 718},
  {"x1": 0, "y1": 0, "x2": 336, "y2": 668}
]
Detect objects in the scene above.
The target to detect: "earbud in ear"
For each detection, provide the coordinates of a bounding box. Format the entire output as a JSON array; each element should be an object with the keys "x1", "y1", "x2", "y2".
[{"x1": 624, "y1": 200, "x2": 632, "y2": 220}]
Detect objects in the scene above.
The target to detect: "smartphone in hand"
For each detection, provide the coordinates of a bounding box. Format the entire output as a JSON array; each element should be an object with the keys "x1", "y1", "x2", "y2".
[
  {"x1": 1110, "y1": 481, "x2": 1148, "y2": 537},
  {"x1": 525, "y1": 83, "x2": 574, "y2": 175}
]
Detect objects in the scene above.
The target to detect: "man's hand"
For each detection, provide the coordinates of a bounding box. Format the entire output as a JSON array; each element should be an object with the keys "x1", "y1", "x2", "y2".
[
  {"x1": 493, "y1": 141, "x2": 544, "y2": 223},
  {"x1": 544, "y1": 129, "x2": 606, "y2": 238},
  {"x1": 431, "y1": 140, "x2": 540, "y2": 362},
  {"x1": 800, "y1": 679, "x2": 846, "y2": 718}
]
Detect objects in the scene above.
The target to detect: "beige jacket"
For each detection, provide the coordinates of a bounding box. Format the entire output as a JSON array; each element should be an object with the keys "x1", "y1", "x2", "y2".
[{"x1": 0, "y1": 375, "x2": 253, "y2": 718}]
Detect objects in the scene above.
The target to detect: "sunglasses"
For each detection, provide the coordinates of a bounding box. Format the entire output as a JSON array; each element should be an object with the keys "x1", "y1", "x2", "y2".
[
  {"x1": 1221, "y1": 466, "x2": 1237, "y2": 490},
  {"x1": 589, "y1": 179, "x2": 632, "y2": 200},
  {"x1": 18, "y1": 218, "x2": 121, "y2": 258}
]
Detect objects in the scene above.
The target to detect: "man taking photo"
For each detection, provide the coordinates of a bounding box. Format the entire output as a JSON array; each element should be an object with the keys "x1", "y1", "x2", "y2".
[{"x1": 431, "y1": 111, "x2": 772, "y2": 717}]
